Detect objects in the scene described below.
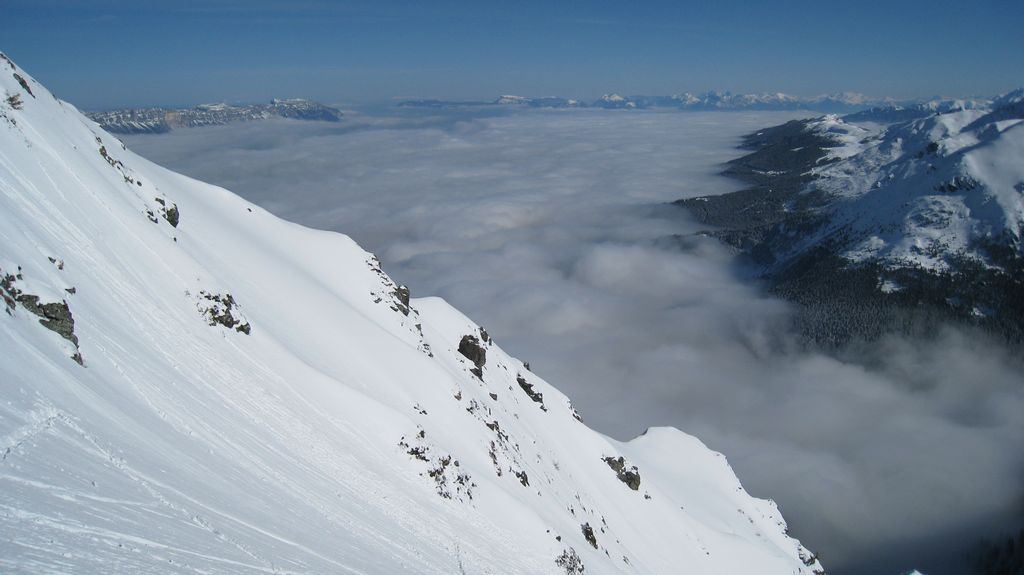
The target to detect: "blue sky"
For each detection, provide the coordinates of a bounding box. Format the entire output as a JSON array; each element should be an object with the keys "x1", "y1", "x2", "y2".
[{"x1": 2, "y1": 0, "x2": 1022, "y2": 109}]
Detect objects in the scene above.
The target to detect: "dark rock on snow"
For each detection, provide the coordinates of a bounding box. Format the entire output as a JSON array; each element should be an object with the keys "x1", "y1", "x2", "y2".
[{"x1": 603, "y1": 456, "x2": 642, "y2": 491}]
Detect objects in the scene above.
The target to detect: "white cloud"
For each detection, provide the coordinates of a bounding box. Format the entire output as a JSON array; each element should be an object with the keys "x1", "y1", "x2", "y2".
[{"x1": 126, "y1": 108, "x2": 1024, "y2": 575}]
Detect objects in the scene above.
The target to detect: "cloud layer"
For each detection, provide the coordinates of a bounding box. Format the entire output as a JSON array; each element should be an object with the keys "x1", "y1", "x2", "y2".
[{"x1": 126, "y1": 109, "x2": 1024, "y2": 575}]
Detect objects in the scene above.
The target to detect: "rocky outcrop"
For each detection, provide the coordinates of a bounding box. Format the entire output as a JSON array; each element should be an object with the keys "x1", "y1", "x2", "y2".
[
  {"x1": 12, "y1": 72, "x2": 33, "y2": 97},
  {"x1": 154, "y1": 197, "x2": 179, "y2": 227},
  {"x1": 392, "y1": 284, "x2": 410, "y2": 316},
  {"x1": 2, "y1": 267, "x2": 81, "y2": 364},
  {"x1": 17, "y1": 295, "x2": 77, "y2": 345},
  {"x1": 516, "y1": 374, "x2": 546, "y2": 410},
  {"x1": 196, "y1": 291, "x2": 251, "y2": 334},
  {"x1": 458, "y1": 334, "x2": 486, "y2": 378},
  {"x1": 603, "y1": 456, "x2": 641, "y2": 491},
  {"x1": 581, "y1": 523, "x2": 598, "y2": 549}
]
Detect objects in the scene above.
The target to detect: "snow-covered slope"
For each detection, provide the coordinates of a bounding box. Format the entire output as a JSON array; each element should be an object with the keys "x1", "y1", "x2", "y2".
[
  {"x1": 677, "y1": 89, "x2": 1024, "y2": 343},
  {"x1": 803, "y1": 92, "x2": 1024, "y2": 272},
  {"x1": 842, "y1": 96, "x2": 989, "y2": 124},
  {"x1": 0, "y1": 55, "x2": 822, "y2": 574}
]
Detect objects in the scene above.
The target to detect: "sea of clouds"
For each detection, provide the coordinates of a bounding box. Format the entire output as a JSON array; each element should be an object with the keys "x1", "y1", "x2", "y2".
[{"x1": 126, "y1": 108, "x2": 1023, "y2": 575}]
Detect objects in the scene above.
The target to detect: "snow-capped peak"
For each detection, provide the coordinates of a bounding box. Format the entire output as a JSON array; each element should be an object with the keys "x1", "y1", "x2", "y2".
[
  {"x1": 495, "y1": 94, "x2": 530, "y2": 105},
  {"x1": 992, "y1": 87, "x2": 1024, "y2": 108}
]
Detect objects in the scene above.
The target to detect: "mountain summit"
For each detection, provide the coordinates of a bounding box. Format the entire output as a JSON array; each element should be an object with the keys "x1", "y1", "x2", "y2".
[{"x1": 0, "y1": 53, "x2": 822, "y2": 574}]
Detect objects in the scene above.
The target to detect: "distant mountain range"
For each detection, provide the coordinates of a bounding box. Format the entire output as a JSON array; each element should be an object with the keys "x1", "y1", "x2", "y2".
[
  {"x1": 677, "y1": 89, "x2": 1024, "y2": 344},
  {"x1": 86, "y1": 99, "x2": 343, "y2": 134},
  {"x1": 399, "y1": 91, "x2": 895, "y2": 112}
]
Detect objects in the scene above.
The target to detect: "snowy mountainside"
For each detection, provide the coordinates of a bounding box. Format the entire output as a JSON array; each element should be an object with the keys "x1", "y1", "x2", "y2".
[
  {"x1": 804, "y1": 95, "x2": 1024, "y2": 271},
  {"x1": 677, "y1": 89, "x2": 1024, "y2": 343},
  {"x1": 841, "y1": 96, "x2": 990, "y2": 124},
  {"x1": 0, "y1": 54, "x2": 822, "y2": 573}
]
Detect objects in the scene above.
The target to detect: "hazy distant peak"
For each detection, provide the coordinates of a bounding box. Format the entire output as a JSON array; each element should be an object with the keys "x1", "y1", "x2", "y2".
[
  {"x1": 993, "y1": 87, "x2": 1024, "y2": 107},
  {"x1": 495, "y1": 94, "x2": 530, "y2": 104},
  {"x1": 86, "y1": 99, "x2": 343, "y2": 134}
]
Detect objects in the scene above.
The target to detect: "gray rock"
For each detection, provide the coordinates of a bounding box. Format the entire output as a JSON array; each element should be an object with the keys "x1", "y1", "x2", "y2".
[
  {"x1": 581, "y1": 523, "x2": 598, "y2": 549},
  {"x1": 12, "y1": 72, "x2": 33, "y2": 97},
  {"x1": 199, "y1": 291, "x2": 251, "y2": 334},
  {"x1": 154, "y1": 198, "x2": 180, "y2": 228},
  {"x1": 392, "y1": 285, "x2": 410, "y2": 315},
  {"x1": 517, "y1": 374, "x2": 546, "y2": 410},
  {"x1": 2, "y1": 268, "x2": 83, "y2": 364},
  {"x1": 602, "y1": 456, "x2": 641, "y2": 491},
  {"x1": 458, "y1": 335, "x2": 486, "y2": 368},
  {"x1": 20, "y1": 296, "x2": 79, "y2": 346}
]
